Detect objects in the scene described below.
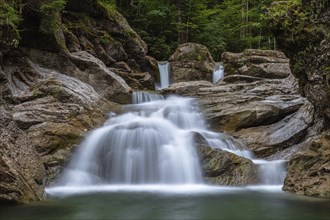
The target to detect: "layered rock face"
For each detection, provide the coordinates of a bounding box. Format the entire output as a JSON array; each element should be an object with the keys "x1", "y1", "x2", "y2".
[
  {"x1": 283, "y1": 131, "x2": 330, "y2": 198},
  {"x1": 268, "y1": 0, "x2": 330, "y2": 197},
  {"x1": 169, "y1": 43, "x2": 215, "y2": 83},
  {"x1": 164, "y1": 48, "x2": 329, "y2": 197},
  {"x1": 0, "y1": 0, "x2": 156, "y2": 203},
  {"x1": 165, "y1": 49, "x2": 311, "y2": 158},
  {"x1": 0, "y1": 108, "x2": 44, "y2": 203}
]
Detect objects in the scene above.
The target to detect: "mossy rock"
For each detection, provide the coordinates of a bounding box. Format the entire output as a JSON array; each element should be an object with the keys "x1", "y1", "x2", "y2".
[{"x1": 197, "y1": 144, "x2": 258, "y2": 186}]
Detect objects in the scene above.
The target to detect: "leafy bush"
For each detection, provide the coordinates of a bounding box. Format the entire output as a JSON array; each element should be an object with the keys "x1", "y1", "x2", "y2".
[
  {"x1": 39, "y1": 0, "x2": 67, "y2": 34},
  {"x1": 0, "y1": 2, "x2": 21, "y2": 48}
]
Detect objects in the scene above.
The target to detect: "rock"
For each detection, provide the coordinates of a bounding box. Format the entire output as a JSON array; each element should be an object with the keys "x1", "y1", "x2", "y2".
[
  {"x1": 27, "y1": 122, "x2": 85, "y2": 184},
  {"x1": 164, "y1": 50, "x2": 313, "y2": 159},
  {"x1": 19, "y1": 4, "x2": 67, "y2": 53},
  {"x1": 63, "y1": 30, "x2": 81, "y2": 52},
  {"x1": 268, "y1": 1, "x2": 329, "y2": 197},
  {"x1": 222, "y1": 49, "x2": 290, "y2": 78},
  {"x1": 1, "y1": 53, "x2": 120, "y2": 188},
  {"x1": 197, "y1": 143, "x2": 258, "y2": 186},
  {"x1": 169, "y1": 43, "x2": 215, "y2": 83},
  {"x1": 0, "y1": 0, "x2": 159, "y2": 204},
  {"x1": 236, "y1": 101, "x2": 314, "y2": 157},
  {"x1": 0, "y1": 108, "x2": 45, "y2": 203},
  {"x1": 110, "y1": 62, "x2": 155, "y2": 90},
  {"x1": 163, "y1": 81, "x2": 213, "y2": 95},
  {"x1": 105, "y1": 42, "x2": 128, "y2": 62},
  {"x1": 270, "y1": 1, "x2": 330, "y2": 128},
  {"x1": 69, "y1": 51, "x2": 132, "y2": 104},
  {"x1": 238, "y1": 63, "x2": 291, "y2": 79},
  {"x1": 222, "y1": 75, "x2": 264, "y2": 84},
  {"x1": 242, "y1": 49, "x2": 288, "y2": 59},
  {"x1": 283, "y1": 131, "x2": 330, "y2": 198}
]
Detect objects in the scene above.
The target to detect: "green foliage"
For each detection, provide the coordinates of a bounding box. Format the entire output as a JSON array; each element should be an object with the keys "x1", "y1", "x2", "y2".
[
  {"x1": 267, "y1": 0, "x2": 329, "y2": 75},
  {"x1": 116, "y1": 0, "x2": 276, "y2": 60},
  {"x1": 0, "y1": 1, "x2": 21, "y2": 48},
  {"x1": 39, "y1": 0, "x2": 67, "y2": 34},
  {"x1": 99, "y1": 0, "x2": 117, "y2": 13}
]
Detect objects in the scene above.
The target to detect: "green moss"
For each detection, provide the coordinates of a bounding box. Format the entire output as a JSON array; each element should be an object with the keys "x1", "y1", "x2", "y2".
[
  {"x1": 32, "y1": 88, "x2": 42, "y2": 97},
  {"x1": 123, "y1": 29, "x2": 136, "y2": 39},
  {"x1": 63, "y1": 12, "x2": 94, "y2": 35},
  {"x1": 98, "y1": 0, "x2": 116, "y2": 14},
  {"x1": 39, "y1": 0, "x2": 67, "y2": 34},
  {"x1": 98, "y1": 31, "x2": 113, "y2": 46}
]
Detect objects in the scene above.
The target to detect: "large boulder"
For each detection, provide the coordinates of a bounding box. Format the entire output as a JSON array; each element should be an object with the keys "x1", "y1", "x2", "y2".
[
  {"x1": 235, "y1": 101, "x2": 314, "y2": 157},
  {"x1": 197, "y1": 144, "x2": 258, "y2": 186},
  {"x1": 62, "y1": 1, "x2": 155, "y2": 89},
  {"x1": 222, "y1": 49, "x2": 291, "y2": 79},
  {"x1": 169, "y1": 43, "x2": 215, "y2": 83},
  {"x1": 283, "y1": 131, "x2": 330, "y2": 198}
]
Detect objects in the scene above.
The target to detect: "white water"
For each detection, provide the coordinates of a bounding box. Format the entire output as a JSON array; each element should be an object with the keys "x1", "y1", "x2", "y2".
[
  {"x1": 50, "y1": 91, "x2": 286, "y2": 195},
  {"x1": 253, "y1": 159, "x2": 287, "y2": 185},
  {"x1": 213, "y1": 63, "x2": 224, "y2": 83},
  {"x1": 132, "y1": 91, "x2": 164, "y2": 104},
  {"x1": 157, "y1": 62, "x2": 170, "y2": 89}
]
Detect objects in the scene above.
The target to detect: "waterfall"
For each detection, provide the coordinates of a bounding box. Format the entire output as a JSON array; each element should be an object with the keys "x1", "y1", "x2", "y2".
[
  {"x1": 157, "y1": 62, "x2": 170, "y2": 89},
  {"x1": 253, "y1": 160, "x2": 287, "y2": 185},
  {"x1": 54, "y1": 91, "x2": 286, "y2": 188},
  {"x1": 213, "y1": 63, "x2": 224, "y2": 84},
  {"x1": 58, "y1": 92, "x2": 206, "y2": 186},
  {"x1": 132, "y1": 91, "x2": 164, "y2": 104}
]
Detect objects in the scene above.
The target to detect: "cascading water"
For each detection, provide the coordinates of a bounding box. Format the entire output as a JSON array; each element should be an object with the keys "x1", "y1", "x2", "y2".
[
  {"x1": 57, "y1": 92, "x2": 205, "y2": 186},
  {"x1": 253, "y1": 159, "x2": 287, "y2": 185},
  {"x1": 200, "y1": 130, "x2": 287, "y2": 186},
  {"x1": 52, "y1": 91, "x2": 286, "y2": 191},
  {"x1": 132, "y1": 91, "x2": 164, "y2": 104},
  {"x1": 157, "y1": 62, "x2": 170, "y2": 89},
  {"x1": 213, "y1": 63, "x2": 224, "y2": 84}
]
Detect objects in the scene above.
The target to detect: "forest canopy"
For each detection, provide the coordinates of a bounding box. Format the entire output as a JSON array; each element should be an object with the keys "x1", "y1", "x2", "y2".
[
  {"x1": 115, "y1": 0, "x2": 282, "y2": 60},
  {"x1": 0, "y1": 0, "x2": 307, "y2": 60}
]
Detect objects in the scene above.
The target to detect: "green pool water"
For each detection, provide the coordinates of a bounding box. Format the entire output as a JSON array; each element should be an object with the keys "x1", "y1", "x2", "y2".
[{"x1": 1, "y1": 186, "x2": 329, "y2": 220}]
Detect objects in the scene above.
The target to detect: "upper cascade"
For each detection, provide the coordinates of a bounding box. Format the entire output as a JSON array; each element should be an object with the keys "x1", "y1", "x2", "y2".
[
  {"x1": 157, "y1": 62, "x2": 170, "y2": 89},
  {"x1": 212, "y1": 63, "x2": 224, "y2": 84}
]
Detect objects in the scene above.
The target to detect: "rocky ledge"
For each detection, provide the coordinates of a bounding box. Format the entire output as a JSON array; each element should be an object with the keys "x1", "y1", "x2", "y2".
[{"x1": 164, "y1": 47, "x2": 329, "y2": 198}]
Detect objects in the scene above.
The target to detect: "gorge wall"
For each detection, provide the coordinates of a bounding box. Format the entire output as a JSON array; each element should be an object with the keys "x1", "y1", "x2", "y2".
[
  {"x1": 165, "y1": 44, "x2": 329, "y2": 198},
  {"x1": 268, "y1": 0, "x2": 330, "y2": 197},
  {"x1": 0, "y1": 0, "x2": 156, "y2": 203}
]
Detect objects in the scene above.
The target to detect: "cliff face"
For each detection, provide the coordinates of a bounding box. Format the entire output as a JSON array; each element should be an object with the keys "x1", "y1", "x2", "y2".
[
  {"x1": 268, "y1": 0, "x2": 330, "y2": 197},
  {"x1": 164, "y1": 45, "x2": 329, "y2": 198},
  {"x1": 0, "y1": 0, "x2": 156, "y2": 203},
  {"x1": 269, "y1": 0, "x2": 330, "y2": 127}
]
